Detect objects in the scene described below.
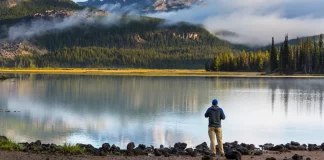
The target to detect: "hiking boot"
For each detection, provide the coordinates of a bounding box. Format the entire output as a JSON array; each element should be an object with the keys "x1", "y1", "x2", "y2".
[{"x1": 220, "y1": 153, "x2": 225, "y2": 157}]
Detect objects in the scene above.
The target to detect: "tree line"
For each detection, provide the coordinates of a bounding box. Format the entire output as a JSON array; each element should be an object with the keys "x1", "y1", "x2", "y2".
[
  {"x1": 207, "y1": 34, "x2": 324, "y2": 74},
  {"x1": 270, "y1": 34, "x2": 324, "y2": 74}
]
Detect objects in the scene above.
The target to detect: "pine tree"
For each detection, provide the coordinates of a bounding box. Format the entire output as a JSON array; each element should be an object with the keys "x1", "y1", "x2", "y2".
[
  {"x1": 270, "y1": 37, "x2": 278, "y2": 72},
  {"x1": 320, "y1": 34, "x2": 323, "y2": 73},
  {"x1": 281, "y1": 35, "x2": 289, "y2": 73}
]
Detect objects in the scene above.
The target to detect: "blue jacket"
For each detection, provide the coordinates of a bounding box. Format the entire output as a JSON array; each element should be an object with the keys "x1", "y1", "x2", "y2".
[{"x1": 204, "y1": 105, "x2": 226, "y2": 128}]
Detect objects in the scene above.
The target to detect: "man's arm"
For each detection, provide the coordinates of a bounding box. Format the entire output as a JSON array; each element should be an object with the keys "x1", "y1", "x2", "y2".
[
  {"x1": 219, "y1": 108, "x2": 226, "y2": 120},
  {"x1": 204, "y1": 108, "x2": 210, "y2": 118}
]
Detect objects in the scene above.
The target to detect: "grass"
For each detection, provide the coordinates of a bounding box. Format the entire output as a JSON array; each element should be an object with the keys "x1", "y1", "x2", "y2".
[
  {"x1": 0, "y1": 140, "x2": 23, "y2": 151},
  {"x1": 56, "y1": 143, "x2": 86, "y2": 155},
  {"x1": 1, "y1": 68, "x2": 324, "y2": 78}
]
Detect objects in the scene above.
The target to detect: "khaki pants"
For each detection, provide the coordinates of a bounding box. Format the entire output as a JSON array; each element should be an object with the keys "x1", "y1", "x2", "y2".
[{"x1": 208, "y1": 127, "x2": 224, "y2": 155}]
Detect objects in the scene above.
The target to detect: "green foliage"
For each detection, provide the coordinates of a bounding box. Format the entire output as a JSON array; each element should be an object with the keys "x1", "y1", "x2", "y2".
[
  {"x1": 56, "y1": 143, "x2": 85, "y2": 155},
  {"x1": 208, "y1": 51, "x2": 269, "y2": 72},
  {"x1": 0, "y1": 140, "x2": 23, "y2": 151},
  {"x1": 0, "y1": 0, "x2": 83, "y2": 20}
]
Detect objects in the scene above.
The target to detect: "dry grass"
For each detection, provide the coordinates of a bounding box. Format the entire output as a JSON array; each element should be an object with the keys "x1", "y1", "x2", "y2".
[{"x1": 1, "y1": 68, "x2": 324, "y2": 78}]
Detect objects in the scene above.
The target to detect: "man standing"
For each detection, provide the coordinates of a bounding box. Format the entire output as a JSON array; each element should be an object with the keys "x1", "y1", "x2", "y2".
[{"x1": 204, "y1": 99, "x2": 226, "y2": 156}]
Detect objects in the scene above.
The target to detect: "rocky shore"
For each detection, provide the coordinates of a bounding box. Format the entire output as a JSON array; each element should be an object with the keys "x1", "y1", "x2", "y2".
[
  {"x1": 1, "y1": 136, "x2": 324, "y2": 160},
  {"x1": 0, "y1": 74, "x2": 7, "y2": 80}
]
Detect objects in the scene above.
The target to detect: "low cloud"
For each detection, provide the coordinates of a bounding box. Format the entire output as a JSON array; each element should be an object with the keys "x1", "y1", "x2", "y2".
[
  {"x1": 7, "y1": 9, "x2": 122, "y2": 41},
  {"x1": 146, "y1": 0, "x2": 324, "y2": 46}
]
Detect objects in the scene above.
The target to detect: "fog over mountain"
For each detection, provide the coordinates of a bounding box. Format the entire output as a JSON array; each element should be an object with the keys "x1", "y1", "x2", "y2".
[
  {"x1": 74, "y1": 0, "x2": 324, "y2": 46},
  {"x1": 144, "y1": 0, "x2": 324, "y2": 46}
]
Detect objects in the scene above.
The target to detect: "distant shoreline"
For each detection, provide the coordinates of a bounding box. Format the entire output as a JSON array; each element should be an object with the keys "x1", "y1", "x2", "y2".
[{"x1": 1, "y1": 68, "x2": 324, "y2": 78}]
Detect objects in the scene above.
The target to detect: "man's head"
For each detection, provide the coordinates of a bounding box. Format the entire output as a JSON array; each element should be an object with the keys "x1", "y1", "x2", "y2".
[{"x1": 212, "y1": 99, "x2": 218, "y2": 105}]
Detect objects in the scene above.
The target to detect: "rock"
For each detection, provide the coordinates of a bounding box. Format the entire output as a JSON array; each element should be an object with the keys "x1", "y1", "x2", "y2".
[
  {"x1": 101, "y1": 143, "x2": 110, "y2": 152},
  {"x1": 145, "y1": 147, "x2": 153, "y2": 153},
  {"x1": 246, "y1": 144, "x2": 255, "y2": 150},
  {"x1": 291, "y1": 141, "x2": 300, "y2": 146},
  {"x1": 154, "y1": 149, "x2": 162, "y2": 156},
  {"x1": 253, "y1": 149, "x2": 263, "y2": 156},
  {"x1": 308, "y1": 144, "x2": 321, "y2": 151},
  {"x1": 160, "y1": 145, "x2": 164, "y2": 149},
  {"x1": 190, "y1": 150, "x2": 198, "y2": 157},
  {"x1": 174, "y1": 142, "x2": 187, "y2": 151},
  {"x1": 306, "y1": 158, "x2": 311, "y2": 160},
  {"x1": 292, "y1": 154, "x2": 303, "y2": 160},
  {"x1": 237, "y1": 146, "x2": 249, "y2": 155},
  {"x1": 0, "y1": 136, "x2": 8, "y2": 141},
  {"x1": 133, "y1": 148, "x2": 147, "y2": 156},
  {"x1": 110, "y1": 144, "x2": 120, "y2": 153},
  {"x1": 196, "y1": 142, "x2": 210, "y2": 154},
  {"x1": 35, "y1": 140, "x2": 42, "y2": 146},
  {"x1": 266, "y1": 158, "x2": 276, "y2": 160},
  {"x1": 137, "y1": 144, "x2": 146, "y2": 150},
  {"x1": 260, "y1": 143, "x2": 274, "y2": 150},
  {"x1": 321, "y1": 143, "x2": 324, "y2": 150},
  {"x1": 127, "y1": 142, "x2": 135, "y2": 150},
  {"x1": 225, "y1": 150, "x2": 241, "y2": 160},
  {"x1": 269, "y1": 145, "x2": 285, "y2": 151},
  {"x1": 99, "y1": 149, "x2": 108, "y2": 156}
]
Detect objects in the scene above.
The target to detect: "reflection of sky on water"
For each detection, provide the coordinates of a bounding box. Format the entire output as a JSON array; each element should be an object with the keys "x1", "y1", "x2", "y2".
[{"x1": 0, "y1": 75, "x2": 324, "y2": 148}]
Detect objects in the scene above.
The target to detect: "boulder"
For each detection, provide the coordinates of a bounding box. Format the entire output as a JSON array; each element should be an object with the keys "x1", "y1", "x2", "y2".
[
  {"x1": 260, "y1": 143, "x2": 274, "y2": 150},
  {"x1": 292, "y1": 154, "x2": 303, "y2": 160},
  {"x1": 137, "y1": 144, "x2": 146, "y2": 150},
  {"x1": 174, "y1": 142, "x2": 187, "y2": 151},
  {"x1": 237, "y1": 146, "x2": 249, "y2": 155},
  {"x1": 133, "y1": 148, "x2": 147, "y2": 156},
  {"x1": 246, "y1": 144, "x2": 255, "y2": 150},
  {"x1": 266, "y1": 158, "x2": 276, "y2": 160},
  {"x1": 308, "y1": 144, "x2": 321, "y2": 151},
  {"x1": 269, "y1": 145, "x2": 284, "y2": 151},
  {"x1": 154, "y1": 149, "x2": 162, "y2": 156},
  {"x1": 321, "y1": 143, "x2": 324, "y2": 150},
  {"x1": 291, "y1": 141, "x2": 300, "y2": 146},
  {"x1": 127, "y1": 142, "x2": 135, "y2": 150},
  {"x1": 101, "y1": 143, "x2": 110, "y2": 152},
  {"x1": 253, "y1": 149, "x2": 263, "y2": 156},
  {"x1": 225, "y1": 150, "x2": 241, "y2": 160},
  {"x1": 35, "y1": 140, "x2": 42, "y2": 146}
]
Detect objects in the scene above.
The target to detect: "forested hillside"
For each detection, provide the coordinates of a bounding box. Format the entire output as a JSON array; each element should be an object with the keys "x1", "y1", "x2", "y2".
[
  {"x1": 0, "y1": 0, "x2": 83, "y2": 20},
  {"x1": 0, "y1": 0, "x2": 233, "y2": 69}
]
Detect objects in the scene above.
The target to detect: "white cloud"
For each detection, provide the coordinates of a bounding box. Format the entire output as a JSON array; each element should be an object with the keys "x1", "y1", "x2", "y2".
[
  {"x1": 145, "y1": 0, "x2": 324, "y2": 46},
  {"x1": 8, "y1": 9, "x2": 122, "y2": 41}
]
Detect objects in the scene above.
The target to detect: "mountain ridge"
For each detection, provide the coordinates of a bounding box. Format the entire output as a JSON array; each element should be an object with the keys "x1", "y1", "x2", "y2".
[{"x1": 77, "y1": 0, "x2": 203, "y2": 13}]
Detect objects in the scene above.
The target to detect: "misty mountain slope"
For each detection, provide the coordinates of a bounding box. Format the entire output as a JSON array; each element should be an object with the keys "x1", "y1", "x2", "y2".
[
  {"x1": 0, "y1": 3, "x2": 234, "y2": 69},
  {"x1": 77, "y1": 0, "x2": 203, "y2": 13},
  {"x1": 0, "y1": 0, "x2": 83, "y2": 20}
]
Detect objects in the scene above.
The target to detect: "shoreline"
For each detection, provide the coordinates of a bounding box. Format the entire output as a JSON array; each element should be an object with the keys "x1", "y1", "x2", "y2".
[
  {"x1": 1, "y1": 136, "x2": 324, "y2": 160},
  {"x1": 1, "y1": 68, "x2": 324, "y2": 78}
]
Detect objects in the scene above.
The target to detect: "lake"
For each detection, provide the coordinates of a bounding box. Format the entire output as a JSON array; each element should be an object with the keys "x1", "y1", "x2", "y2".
[{"x1": 0, "y1": 74, "x2": 323, "y2": 148}]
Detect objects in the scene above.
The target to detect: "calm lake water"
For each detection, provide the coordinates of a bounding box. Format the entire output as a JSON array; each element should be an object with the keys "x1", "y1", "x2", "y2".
[{"x1": 0, "y1": 74, "x2": 323, "y2": 148}]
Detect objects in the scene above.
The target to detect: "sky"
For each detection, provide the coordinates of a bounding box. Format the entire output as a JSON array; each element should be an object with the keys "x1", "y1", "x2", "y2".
[{"x1": 72, "y1": 0, "x2": 324, "y2": 46}]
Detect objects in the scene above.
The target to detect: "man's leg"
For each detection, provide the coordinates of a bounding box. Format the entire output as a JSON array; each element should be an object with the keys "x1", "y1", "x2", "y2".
[
  {"x1": 215, "y1": 128, "x2": 224, "y2": 155},
  {"x1": 208, "y1": 127, "x2": 216, "y2": 154}
]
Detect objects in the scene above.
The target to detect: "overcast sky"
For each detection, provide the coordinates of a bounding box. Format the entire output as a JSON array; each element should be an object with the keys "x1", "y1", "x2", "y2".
[{"x1": 72, "y1": 0, "x2": 324, "y2": 46}]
